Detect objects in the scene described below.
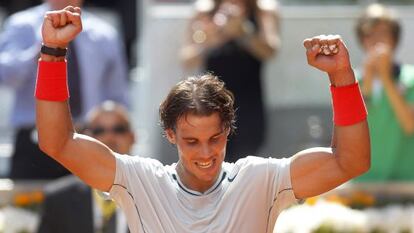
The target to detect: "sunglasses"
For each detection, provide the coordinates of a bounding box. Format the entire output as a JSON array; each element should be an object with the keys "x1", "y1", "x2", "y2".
[{"x1": 90, "y1": 124, "x2": 130, "y2": 136}]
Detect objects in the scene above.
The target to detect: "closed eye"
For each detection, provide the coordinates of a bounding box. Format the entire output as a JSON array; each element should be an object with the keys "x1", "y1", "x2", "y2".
[
  {"x1": 186, "y1": 139, "x2": 197, "y2": 145},
  {"x1": 209, "y1": 138, "x2": 218, "y2": 144},
  {"x1": 210, "y1": 133, "x2": 224, "y2": 143}
]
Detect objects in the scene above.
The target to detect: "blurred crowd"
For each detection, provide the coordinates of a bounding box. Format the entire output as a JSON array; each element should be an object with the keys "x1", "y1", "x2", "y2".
[
  {"x1": 0, "y1": 0, "x2": 414, "y2": 232},
  {"x1": 0, "y1": 0, "x2": 138, "y2": 69}
]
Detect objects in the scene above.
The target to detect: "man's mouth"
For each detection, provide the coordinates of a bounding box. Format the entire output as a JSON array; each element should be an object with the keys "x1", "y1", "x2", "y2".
[{"x1": 195, "y1": 159, "x2": 215, "y2": 169}]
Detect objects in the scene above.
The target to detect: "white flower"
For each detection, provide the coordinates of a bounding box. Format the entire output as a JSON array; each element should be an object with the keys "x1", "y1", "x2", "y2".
[
  {"x1": 365, "y1": 205, "x2": 414, "y2": 233},
  {"x1": 0, "y1": 210, "x2": 5, "y2": 232},
  {"x1": 274, "y1": 201, "x2": 414, "y2": 233},
  {"x1": 1, "y1": 206, "x2": 38, "y2": 233},
  {"x1": 275, "y1": 201, "x2": 365, "y2": 233}
]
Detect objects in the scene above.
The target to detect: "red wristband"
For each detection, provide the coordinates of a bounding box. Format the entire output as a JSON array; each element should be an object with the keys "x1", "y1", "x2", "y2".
[
  {"x1": 35, "y1": 60, "x2": 69, "y2": 101},
  {"x1": 330, "y1": 82, "x2": 367, "y2": 126}
]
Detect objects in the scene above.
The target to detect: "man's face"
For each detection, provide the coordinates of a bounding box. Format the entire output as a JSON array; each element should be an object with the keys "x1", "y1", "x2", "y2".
[
  {"x1": 362, "y1": 22, "x2": 396, "y2": 51},
  {"x1": 87, "y1": 112, "x2": 135, "y2": 154},
  {"x1": 166, "y1": 112, "x2": 229, "y2": 192}
]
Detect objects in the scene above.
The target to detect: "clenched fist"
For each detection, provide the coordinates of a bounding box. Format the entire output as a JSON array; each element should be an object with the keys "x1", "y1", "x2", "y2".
[
  {"x1": 42, "y1": 6, "x2": 82, "y2": 49},
  {"x1": 304, "y1": 35, "x2": 355, "y2": 87}
]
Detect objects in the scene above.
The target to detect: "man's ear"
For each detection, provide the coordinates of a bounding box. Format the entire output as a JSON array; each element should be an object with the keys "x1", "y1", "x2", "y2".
[
  {"x1": 225, "y1": 127, "x2": 231, "y2": 137},
  {"x1": 165, "y1": 129, "x2": 176, "y2": 144}
]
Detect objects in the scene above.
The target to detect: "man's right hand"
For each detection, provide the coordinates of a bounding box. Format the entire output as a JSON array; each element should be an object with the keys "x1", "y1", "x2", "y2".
[{"x1": 42, "y1": 6, "x2": 82, "y2": 49}]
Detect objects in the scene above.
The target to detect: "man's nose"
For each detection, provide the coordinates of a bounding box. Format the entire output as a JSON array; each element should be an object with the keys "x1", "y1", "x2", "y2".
[{"x1": 200, "y1": 144, "x2": 212, "y2": 157}]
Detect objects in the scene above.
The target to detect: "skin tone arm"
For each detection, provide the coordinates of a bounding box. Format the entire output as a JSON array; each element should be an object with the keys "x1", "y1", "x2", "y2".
[
  {"x1": 362, "y1": 44, "x2": 414, "y2": 134},
  {"x1": 359, "y1": 47, "x2": 376, "y2": 97},
  {"x1": 239, "y1": 9, "x2": 280, "y2": 60},
  {"x1": 290, "y1": 35, "x2": 371, "y2": 199},
  {"x1": 180, "y1": 14, "x2": 223, "y2": 69},
  {"x1": 380, "y1": 67, "x2": 414, "y2": 134},
  {"x1": 36, "y1": 6, "x2": 115, "y2": 192}
]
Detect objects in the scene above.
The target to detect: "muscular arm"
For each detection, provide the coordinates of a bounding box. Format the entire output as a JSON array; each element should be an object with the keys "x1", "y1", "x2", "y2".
[
  {"x1": 36, "y1": 7, "x2": 115, "y2": 192},
  {"x1": 37, "y1": 97, "x2": 115, "y2": 191},
  {"x1": 290, "y1": 35, "x2": 370, "y2": 199},
  {"x1": 291, "y1": 107, "x2": 370, "y2": 199}
]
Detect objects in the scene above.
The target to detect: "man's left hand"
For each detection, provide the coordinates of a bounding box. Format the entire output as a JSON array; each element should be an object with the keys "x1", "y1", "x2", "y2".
[{"x1": 304, "y1": 35, "x2": 355, "y2": 86}]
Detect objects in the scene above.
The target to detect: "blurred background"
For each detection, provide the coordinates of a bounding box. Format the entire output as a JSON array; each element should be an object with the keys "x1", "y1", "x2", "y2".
[{"x1": 1, "y1": 0, "x2": 414, "y2": 232}]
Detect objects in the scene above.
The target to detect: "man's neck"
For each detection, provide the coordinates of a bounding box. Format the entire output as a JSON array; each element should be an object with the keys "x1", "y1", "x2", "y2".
[{"x1": 175, "y1": 162, "x2": 220, "y2": 193}]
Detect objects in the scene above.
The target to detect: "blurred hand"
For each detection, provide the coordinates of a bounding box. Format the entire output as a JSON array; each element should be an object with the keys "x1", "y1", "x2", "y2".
[
  {"x1": 190, "y1": 15, "x2": 226, "y2": 49},
  {"x1": 42, "y1": 6, "x2": 82, "y2": 48},
  {"x1": 363, "y1": 48, "x2": 376, "y2": 77},
  {"x1": 203, "y1": 20, "x2": 226, "y2": 47},
  {"x1": 304, "y1": 35, "x2": 355, "y2": 86},
  {"x1": 214, "y1": 3, "x2": 246, "y2": 39},
  {"x1": 373, "y1": 43, "x2": 393, "y2": 79},
  {"x1": 364, "y1": 42, "x2": 393, "y2": 79}
]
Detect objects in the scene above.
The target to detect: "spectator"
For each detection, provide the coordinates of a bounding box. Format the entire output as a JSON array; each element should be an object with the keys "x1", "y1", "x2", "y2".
[
  {"x1": 355, "y1": 4, "x2": 414, "y2": 181},
  {"x1": 180, "y1": 0, "x2": 281, "y2": 162},
  {"x1": 0, "y1": 0, "x2": 129, "y2": 179},
  {"x1": 37, "y1": 101, "x2": 134, "y2": 233}
]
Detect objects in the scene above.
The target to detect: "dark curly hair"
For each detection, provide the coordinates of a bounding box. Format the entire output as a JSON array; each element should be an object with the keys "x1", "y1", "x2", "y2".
[{"x1": 159, "y1": 74, "x2": 236, "y2": 135}]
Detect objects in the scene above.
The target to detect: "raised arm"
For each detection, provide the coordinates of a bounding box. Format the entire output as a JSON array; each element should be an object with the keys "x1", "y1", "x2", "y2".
[
  {"x1": 36, "y1": 7, "x2": 115, "y2": 191},
  {"x1": 290, "y1": 35, "x2": 371, "y2": 199}
]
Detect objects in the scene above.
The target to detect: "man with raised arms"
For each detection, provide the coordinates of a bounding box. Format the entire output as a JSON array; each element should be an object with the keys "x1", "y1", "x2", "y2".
[{"x1": 35, "y1": 6, "x2": 370, "y2": 233}]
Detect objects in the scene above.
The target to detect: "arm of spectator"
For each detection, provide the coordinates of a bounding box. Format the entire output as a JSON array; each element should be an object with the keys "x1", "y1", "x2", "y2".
[
  {"x1": 381, "y1": 75, "x2": 414, "y2": 135},
  {"x1": 180, "y1": 15, "x2": 209, "y2": 70},
  {"x1": 360, "y1": 49, "x2": 376, "y2": 97},
  {"x1": 375, "y1": 44, "x2": 414, "y2": 135},
  {"x1": 180, "y1": 13, "x2": 227, "y2": 70},
  {"x1": 239, "y1": 7, "x2": 280, "y2": 60}
]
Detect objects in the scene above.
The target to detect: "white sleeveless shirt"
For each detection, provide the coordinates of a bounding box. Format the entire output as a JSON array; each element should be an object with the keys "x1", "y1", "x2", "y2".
[{"x1": 109, "y1": 154, "x2": 297, "y2": 233}]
